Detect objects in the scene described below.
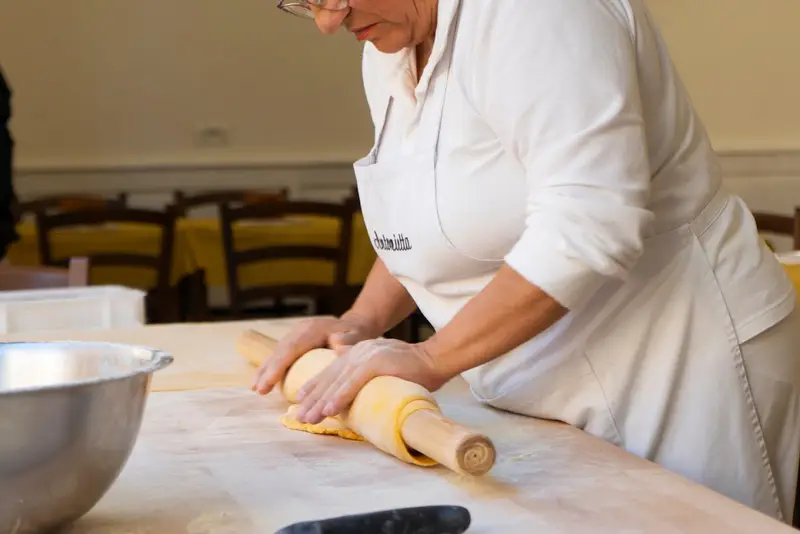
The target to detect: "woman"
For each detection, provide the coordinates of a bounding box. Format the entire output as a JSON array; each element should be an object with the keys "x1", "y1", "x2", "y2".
[{"x1": 255, "y1": 0, "x2": 800, "y2": 522}]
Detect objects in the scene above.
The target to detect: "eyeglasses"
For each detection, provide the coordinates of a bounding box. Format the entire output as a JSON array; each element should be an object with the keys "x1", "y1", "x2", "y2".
[{"x1": 276, "y1": 0, "x2": 349, "y2": 19}]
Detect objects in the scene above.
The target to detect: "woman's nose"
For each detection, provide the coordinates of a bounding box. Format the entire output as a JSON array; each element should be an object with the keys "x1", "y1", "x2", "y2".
[{"x1": 314, "y1": 9, "x2": 348, "y2": 34}]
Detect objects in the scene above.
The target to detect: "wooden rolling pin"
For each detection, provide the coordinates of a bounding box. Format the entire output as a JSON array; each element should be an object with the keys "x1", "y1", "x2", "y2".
[{"x1": 237, "y1": 329, "x2": 496, "y2": 476}]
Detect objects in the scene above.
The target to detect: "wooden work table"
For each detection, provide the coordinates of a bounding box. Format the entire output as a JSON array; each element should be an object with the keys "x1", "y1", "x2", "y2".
[{"x1": 3, "y1": 320, "x2": 795, "y2": 533}]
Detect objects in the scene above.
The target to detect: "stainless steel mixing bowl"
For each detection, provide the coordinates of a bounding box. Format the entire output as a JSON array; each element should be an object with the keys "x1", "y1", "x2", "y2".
[{"x1": 0, "y1": 341, "x2": 173, "y2": 533}]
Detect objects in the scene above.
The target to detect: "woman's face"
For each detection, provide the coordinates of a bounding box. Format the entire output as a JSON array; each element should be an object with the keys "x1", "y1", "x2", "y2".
[{"x1": 313, "y1": 0, "x2": 436, "y2": 53}]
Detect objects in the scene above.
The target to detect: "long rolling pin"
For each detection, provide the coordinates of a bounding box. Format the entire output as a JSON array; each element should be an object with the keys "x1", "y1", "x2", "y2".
[{"x1": 238, "y1": 329, "x2": 496, "y2": 476}]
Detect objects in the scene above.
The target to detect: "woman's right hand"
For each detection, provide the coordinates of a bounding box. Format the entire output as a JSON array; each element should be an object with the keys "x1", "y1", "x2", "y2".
[{"x1": 251, "y1": 313, "x2": 379, "y2": 396}]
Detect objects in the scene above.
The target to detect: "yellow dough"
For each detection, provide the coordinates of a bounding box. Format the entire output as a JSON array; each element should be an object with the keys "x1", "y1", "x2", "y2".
[
  {"x1": 245, "y1": 345, "x2": 439, "y2": 467},
  {"x1": 280, "y1": 404, "x2": 363, "y2": 441}
]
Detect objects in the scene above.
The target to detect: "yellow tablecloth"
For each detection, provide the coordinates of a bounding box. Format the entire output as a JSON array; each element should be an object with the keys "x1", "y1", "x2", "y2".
[
  {"x1": 5, "y1": 215, "x2": 375, "y2": 291},
  {"x1": 179, "y1": 213, "x2": 374, "y2": 288},
  {"x1": 783, "y1": 265, "x2": 800, "y2": 289},
  {"x1": 776, "y1": 252, "x2": 800, "y2": 296}
]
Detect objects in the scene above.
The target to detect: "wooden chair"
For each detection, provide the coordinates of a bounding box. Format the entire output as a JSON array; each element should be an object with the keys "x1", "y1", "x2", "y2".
[
  {"x1": 752, "y1": 208, "x2": 800, "y2": 250},
  {"x1": 19, "y1": 193, "x2": 128, "y2": 216},
  {"x1": 0, "y1": 257, "x2": 90, "y2": 291},
  {"x1": 35, "y1": 206, "x2": 179, "y2": 323},
  {"x1": 172, "y1": 189, "x2": 289, "y2": 217},
  {"x1": 219, "y1": 199, "x2": 355, "y2": 318},
  {"x1": 171, "y1": 188, "x2": 291, "y2": 320}
]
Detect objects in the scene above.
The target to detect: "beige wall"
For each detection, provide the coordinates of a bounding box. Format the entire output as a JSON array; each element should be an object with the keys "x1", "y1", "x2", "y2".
[
  {"x1": 1, "y1": 0, "x2": 798, "y2": 171},
  {"x1": 647, "y1": 0, "x2": 800, "y2": 151},
  {"x1": 0, "y1": 0, "x2": 372, "y2": 169}
]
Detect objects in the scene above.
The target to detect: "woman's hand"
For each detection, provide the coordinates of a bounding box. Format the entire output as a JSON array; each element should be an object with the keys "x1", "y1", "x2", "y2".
[
  {"x1": 293, "y1": 338, "x2": 449, "y2": 424},
  {"x1": 251, "y1": 314, "x2": 378, "y2": 396}
]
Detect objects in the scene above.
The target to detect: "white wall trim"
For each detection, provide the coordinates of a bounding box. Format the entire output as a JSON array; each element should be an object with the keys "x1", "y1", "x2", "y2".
[
  {"x1": 14, "y1": 150, "x2": 367, "y2": 174},
  {"x1": 716, "y1": 149, "x2": 800, "y2": 179},
  {"x1": 715, "y1": 150, "x2": 800, "y2": 214},
  {"x1": 14, "y1": 160, "x2": 357, "y2": 203}
]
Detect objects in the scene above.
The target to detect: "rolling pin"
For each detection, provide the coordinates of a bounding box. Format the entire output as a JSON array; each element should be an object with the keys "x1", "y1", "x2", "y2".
[
  {"x1": 237, "y1": 329, "x2": 496, "y2": 476},
  {"x1": 274, "y1": 505, "x2": 471, "y2": 534}
]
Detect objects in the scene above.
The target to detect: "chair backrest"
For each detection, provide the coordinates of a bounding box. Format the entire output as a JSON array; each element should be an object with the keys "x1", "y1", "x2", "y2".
[
  {"x1": 35, "y1": 207, "x2": 176, "y2": 291},
  {"x1": 219, "y1": 199, "x2": 355, "y2": 317},
  {"x1": 19, "y1": 193, "x2": 128, "y2": 217},
  {"x1": 0, "y1": 257, "x2": 90, "y2": 291},
  {"x1": 172, "y1": 189, "x2": 289, "y2": 217},
  {"x1": 752, "y1": 207, "x2": 800, "y2": 250}
]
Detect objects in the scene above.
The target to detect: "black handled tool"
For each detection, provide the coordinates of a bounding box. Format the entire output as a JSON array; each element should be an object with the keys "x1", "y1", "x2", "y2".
[{"x1": 274, "y1": 505, "x2": 471, "y2": 534}]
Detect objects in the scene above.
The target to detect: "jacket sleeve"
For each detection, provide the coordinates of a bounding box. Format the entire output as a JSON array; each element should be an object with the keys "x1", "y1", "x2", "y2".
[{"x1": 472, "y1": 0, "x2": 655, "y2": 311}]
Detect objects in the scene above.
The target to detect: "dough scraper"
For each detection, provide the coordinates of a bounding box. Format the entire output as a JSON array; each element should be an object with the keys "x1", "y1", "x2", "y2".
[{"x1": 274, "y1": 504, "x2": 471, "y2": 534}]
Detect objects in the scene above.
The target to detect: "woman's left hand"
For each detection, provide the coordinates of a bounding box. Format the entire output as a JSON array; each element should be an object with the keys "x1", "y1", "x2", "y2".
[{"x1": 293, "y1": 338, "x2": 448, "y2": 424}]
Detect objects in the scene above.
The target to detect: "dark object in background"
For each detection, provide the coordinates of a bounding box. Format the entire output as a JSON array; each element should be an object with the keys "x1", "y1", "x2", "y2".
[{"x1": 0, "y1": 66, "x2": 19, "y2": 260}]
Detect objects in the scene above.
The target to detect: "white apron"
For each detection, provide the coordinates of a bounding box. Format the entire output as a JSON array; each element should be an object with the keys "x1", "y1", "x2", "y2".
[{"x1": 352, "y1": 24, "x2": 797, "y2": 521}]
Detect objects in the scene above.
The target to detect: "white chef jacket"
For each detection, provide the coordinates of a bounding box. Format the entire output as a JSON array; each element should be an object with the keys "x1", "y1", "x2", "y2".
[{"x1": 354, "y1": 0, "x2": 798, "y2": 520}]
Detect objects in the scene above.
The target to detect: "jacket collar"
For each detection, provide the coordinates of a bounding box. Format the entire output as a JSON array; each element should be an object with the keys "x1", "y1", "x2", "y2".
[{"x1": 371, "y1": 0, "x2": 461, "y2": 107}]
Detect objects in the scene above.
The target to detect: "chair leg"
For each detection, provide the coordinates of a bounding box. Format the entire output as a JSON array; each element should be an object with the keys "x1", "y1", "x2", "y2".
[
  {"x1": 385, "y1": 320, "x2": 410, "y2": 342},
  {"x1": 145, "y1": 287, "x2": 182, "y2": 324},
  {"x1": 274, "y1": 298, "x2": 288, "y2": 317},
  {"x1": 408, "y1": 311, "x2": 422, "y2": 343},
  {"x1": 178, "y1": 270, "x2": 210, "y2": 322}
]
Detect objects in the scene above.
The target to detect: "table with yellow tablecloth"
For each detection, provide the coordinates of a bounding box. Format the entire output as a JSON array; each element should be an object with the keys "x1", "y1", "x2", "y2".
[
  {"x1": 5, "y1": 215, "x2": 376, "y2": 292},
  {"x1": 6, "y1": 222, "x2": 196, "y2": 289}
]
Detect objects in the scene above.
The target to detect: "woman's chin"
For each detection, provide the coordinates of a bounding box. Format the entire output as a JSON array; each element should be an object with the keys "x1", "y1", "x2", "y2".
[{"x1": 367, "y1": 35, "x2": 408, "y2": 54}]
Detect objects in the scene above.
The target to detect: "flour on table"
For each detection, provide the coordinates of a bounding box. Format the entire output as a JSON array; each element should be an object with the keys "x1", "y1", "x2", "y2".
[{"x1": 187, "y1": 511, "x2": 246, "y2": 534}]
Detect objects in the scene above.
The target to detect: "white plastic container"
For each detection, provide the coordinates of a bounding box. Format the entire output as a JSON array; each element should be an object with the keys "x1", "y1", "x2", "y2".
[{"x1": 0, "y1": 285, "x2": 146, "y2": 335}]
